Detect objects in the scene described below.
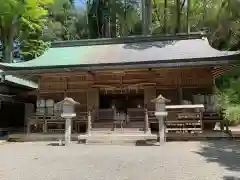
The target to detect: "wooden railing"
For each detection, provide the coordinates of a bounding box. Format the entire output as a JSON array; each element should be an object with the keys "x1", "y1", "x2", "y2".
[
  {"x1": 27, "y1": 106, "x2": 224, "y2": 134},
  {"x1": 27, "y1": 112, "x2": 89, "y2": 134}
]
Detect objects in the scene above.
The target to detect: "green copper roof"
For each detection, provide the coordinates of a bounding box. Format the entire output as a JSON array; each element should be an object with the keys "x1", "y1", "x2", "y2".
[
  {"x1": 5, "y1": 75, "x2": 38, "y2": 88},
  {"x1": 0, "y1": 70, "x2": 37, "y2": 89},
  {"x1": 0, "y1": 34, "x2": 239, "y2": 74}
]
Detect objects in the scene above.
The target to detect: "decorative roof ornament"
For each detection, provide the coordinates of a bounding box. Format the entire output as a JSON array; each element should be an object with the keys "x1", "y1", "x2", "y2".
[
  {"x1": 56, "y1": 97, "x2": 80, "y2": 106},
  {"x1": 151, "y1": 94, "x2": 171, "y2": 103}
]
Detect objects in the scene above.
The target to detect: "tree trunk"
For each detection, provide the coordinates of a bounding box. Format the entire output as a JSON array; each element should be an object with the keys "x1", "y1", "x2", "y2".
[
  {"x1": 141, "y1": 0, "x2": 147, "y2": 35},
  {"x1": 103, "y1": 0, "x2": 111, "y2": 38},
  {"x1": 203, "y1": 0, "x2": 206, "y2": 21},
  {"x1": 186, "y1": 0, "x2": 191, "y2": 33},
  {"x1": 111, "y1": 14, "x2": 117, "y2": 37},
  {"x1": 175, "y1": 0, "x2": 181, "y2": 34},
  {"x1": 146, "y1": 0, "x2": 152, "y2": 34},
  {"x1": 1, "y1": 28, "x2": 14, "y2": 63},
  {"x1": 110, "y1": 1, "x2": 117, "y2": 38},
  {"x1": 164, "y1": 0, "x2": 168, "y2": 34},
  {"x1": 142, "y1": 0, "x2": 152, "y2": 35}
]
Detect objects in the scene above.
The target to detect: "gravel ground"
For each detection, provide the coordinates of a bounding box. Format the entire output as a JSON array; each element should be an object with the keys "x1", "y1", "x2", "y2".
[{"x1": 0, "y1": 141, "x2": 239, "y2": 180}]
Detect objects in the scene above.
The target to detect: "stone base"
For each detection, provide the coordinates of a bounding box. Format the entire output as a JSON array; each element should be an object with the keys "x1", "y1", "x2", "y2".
[{"x1": 144, "y1": 128, "x2": 151, "y2": 134}]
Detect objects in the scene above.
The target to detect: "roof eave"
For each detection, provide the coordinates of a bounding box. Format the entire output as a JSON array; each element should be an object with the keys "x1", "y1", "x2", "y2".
[{"x1": 1, "y1": 54, "x2": 239, "y2": 76}]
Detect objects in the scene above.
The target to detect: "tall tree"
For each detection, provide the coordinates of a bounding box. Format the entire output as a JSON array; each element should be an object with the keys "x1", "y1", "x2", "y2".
[
  {"x1": 45, "y1": 0, "x2": 79, "y2": 40},
  {"x1": 86, "y1": 0, "x2": 139, "y2": 38},
  {"x1": 164, "y1": 0, "x2": 168, "y2": 33},
  {"x1": 0, "y1": 0, "x2": 53, "y2": 63},
  {"x1": 216, "y1": 74, "x2": 240, "y2": 123},
  {"x1": 186, "y1": 0, "x2": 191, "y2": 33}
]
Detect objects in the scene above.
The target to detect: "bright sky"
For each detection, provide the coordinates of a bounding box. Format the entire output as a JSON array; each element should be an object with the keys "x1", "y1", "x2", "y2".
[
  {"x1": 75, "y1": 0, "x2": 85, "y2": 8},
  {"x1": 74, "y1": 0, "x2": 141, "y2": 9}
]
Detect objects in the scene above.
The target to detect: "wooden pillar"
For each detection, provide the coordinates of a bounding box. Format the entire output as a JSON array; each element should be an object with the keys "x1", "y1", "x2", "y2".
[
  {"x1": 144, "y1": 87, "x2": 156, "y2": 110},
  {"x1": 87, "y1": 110, "x2": 92, "y2": 135},
  {"x1": 178, "y1": 87, "x2": 183, "y2": 104},
  {"x1": 24, "y1": 103, "x2": 34, "y2": 134},
  {"x1": 27, "y1": 124, "x2": 31, "y2": 134},
  {"x1": 87, "y1": 88, "x2": 99, "y2": 122},
  {"x1": 43, "y1": 120, "x2": 47, "y2": 133},
  {"x1": 200, "y1": 110, "x2": 204, "y2": 131},
  {"x1": 144, "y1": 108, "x2": 150, "y2": 134}
]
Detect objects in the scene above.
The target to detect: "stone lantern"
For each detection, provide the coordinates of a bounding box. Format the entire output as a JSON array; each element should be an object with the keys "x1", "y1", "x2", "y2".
[
  {"x1": 57, "y1": 97, "x2": 79, "y2": 145},
  {"x1": 151, "y1": 94, "x2": 170, "y2": 145}
]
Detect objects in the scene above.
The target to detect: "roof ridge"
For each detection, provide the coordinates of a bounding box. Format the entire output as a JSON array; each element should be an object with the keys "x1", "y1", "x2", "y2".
[{"x1": 51, "y1": 32, "x2": 207, "y2": 48}]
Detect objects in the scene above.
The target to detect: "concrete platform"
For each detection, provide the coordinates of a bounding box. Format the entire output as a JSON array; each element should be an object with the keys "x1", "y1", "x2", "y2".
[
  {"x1": 7, "y1": 130, "x2": 234, "y2": 145},
  {"x1": 0, "y1": 140, "x2": 6, "y2": 144}
]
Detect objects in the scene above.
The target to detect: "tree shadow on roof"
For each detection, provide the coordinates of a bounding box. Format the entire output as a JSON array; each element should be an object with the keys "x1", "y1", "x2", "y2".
[
  {"x1": 194, "y1": 140, "x2": 240, "y2": 175},
  {"x1": 123, "y1": 40, "x2": 177, "y2": 50}
]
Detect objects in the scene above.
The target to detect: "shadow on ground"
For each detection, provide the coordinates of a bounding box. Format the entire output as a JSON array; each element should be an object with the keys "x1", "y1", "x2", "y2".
[
  {"x1": 223, "y1": 176, "x2": 240, "y2": 180},
  {"x1": 195, "y1": 140, "x2": 240, "y2": 173},
  {"x1": 135, "y1": 139, "x2": 158, "y2": 146},
  {"x1": 47, "y1": 142, "x2": 64, "y2": 146}
]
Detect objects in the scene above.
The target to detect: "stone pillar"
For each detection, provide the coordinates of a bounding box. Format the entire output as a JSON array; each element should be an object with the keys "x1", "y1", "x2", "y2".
[
  {"x1": 158, "y1": 115, "x2": 166, "y2": 143},
  {"x1": 87, "y1": 110, "x2": 92, "y2": 135},
  {"x1": 65, "y1": 118, "x2": 72, "y2": 145},
  {"x1": 155, "y1": 112, "x2": 168, "y2": 145}
]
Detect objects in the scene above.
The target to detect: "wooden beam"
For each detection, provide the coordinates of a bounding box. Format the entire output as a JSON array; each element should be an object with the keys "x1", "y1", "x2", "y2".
[{"x1": 39, "y1": 89, "x2": 88, "y2": 94}]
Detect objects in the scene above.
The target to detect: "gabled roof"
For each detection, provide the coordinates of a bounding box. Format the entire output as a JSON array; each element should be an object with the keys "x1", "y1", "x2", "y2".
[{"x1": 0, "y1": 34, "x2": 239, "y2": 75}]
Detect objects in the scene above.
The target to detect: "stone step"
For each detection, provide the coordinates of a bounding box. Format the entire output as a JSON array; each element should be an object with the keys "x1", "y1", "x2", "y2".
[
  {"x1": 91, "y1": 129, "x2": 145, "y2": 135},
  {"x1": 85, "y1": 134, "x2": 155, "y2": 145},
  {"x1": 230, "y1": 131, "x2": 240, "y2": 138}
]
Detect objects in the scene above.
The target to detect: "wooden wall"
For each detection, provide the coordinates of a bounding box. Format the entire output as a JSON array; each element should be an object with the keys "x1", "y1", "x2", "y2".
[
  {"x1": 37, "y1": 67, "x2": 213, "y2": 92},
  {"x1": 32, "y1": 67, "x2": 214, "y2": 110}
]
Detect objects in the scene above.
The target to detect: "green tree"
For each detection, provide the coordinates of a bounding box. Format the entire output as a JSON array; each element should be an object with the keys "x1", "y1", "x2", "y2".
[
  {"x1": 86, "y1": 0, "x2": 140, "y2": 38},
  {"x1": 0, "y1": 0, "x2": 53, "y2": 63},
  {"x1": 44, "y1": 0, "x2": 80, "y2": 40},
  {"x1": 151, "y1": 0, "x2": 240, "y2": 50},
  {"x1": 216, "y1": 76, "x2": 240, "y2": 123}
]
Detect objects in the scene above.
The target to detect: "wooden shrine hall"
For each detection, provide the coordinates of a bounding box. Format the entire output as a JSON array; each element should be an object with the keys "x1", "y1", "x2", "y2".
[{"x1": 0, "y1": 34, "x2": 239, "y2": 140}]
